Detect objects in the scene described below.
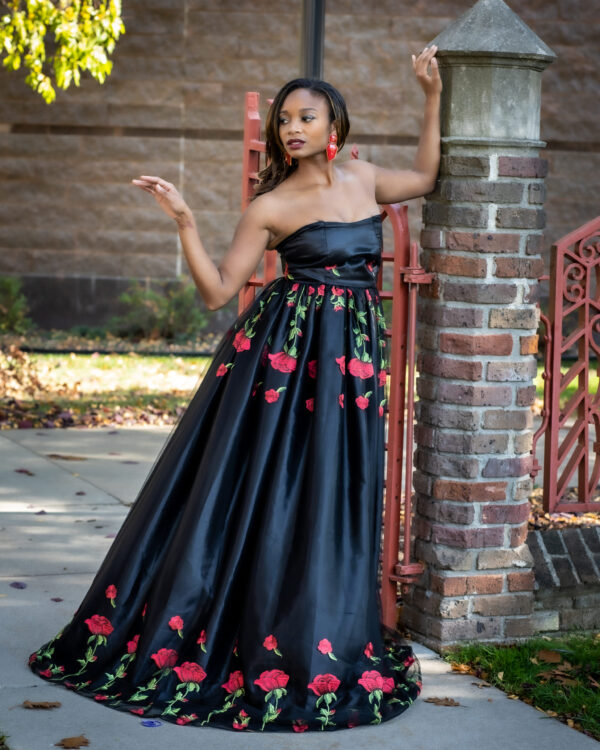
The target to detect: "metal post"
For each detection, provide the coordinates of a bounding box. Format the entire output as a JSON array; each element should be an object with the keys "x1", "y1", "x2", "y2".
[{"x1": 300, "y1": 0, "x2": 325, "y2": 79}]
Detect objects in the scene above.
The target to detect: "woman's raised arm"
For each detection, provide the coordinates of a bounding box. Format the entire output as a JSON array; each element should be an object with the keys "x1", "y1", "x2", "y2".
[
  {"x1": 354, "y1": 44, "x2": 442, "y2": 204},
  {"x1": 132, "y1": 175, "x2": 272, "y2": 310}
]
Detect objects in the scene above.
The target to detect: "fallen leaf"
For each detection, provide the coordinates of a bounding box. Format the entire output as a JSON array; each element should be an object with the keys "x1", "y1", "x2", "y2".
[
  {"x1": 46, "y1": 454, "x2": 87, "y2": 461},
  {"x1": 10, "y1": 581, "x2": 27, "y2": 589},
  {"x1": 471, "y1": 681, "x2": 491, "y2": 688},
  {"x1": 23, "y1": 699, "x2": 62, "y2": 709},
  {"x1": 451, "y1": 663, "x2": 472, "y2": 673},
  {"x1": 15, "y1": 468, "x2": 35, "y2": 476},
  {"x1": 423, "y1": 697, "x2": 461, "y2": 706},
  {"x1": 54, "y1": 735, "x2": 90, "y2": 748},
  {"x1": 507, "y1": 694, "x2": 520, "y2": 700},
  {"x1": 497, "y1": 671, "x2": 504, "y2": 681},
  {"x1": 537, "y1": 649, "x2": 562, "y2": 664}
]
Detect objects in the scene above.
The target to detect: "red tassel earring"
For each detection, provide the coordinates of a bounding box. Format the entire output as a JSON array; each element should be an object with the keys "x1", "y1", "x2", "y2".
[
  {"x1": 326, "y1": 132, "x2": 338, "y2": 161},
  {"x1": 284, "y1": 151, "x2": 292, "y2": 166}
]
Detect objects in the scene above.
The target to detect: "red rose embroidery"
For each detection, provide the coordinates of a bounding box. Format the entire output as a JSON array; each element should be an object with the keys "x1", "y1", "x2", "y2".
[
  {"x1": 141, "y1": 602, "x2": 147, "y2": 617},
  {"x1": 358, "y1": 670, "x2": 394, "y2": 694},
  {"x1": 293, "y1": 719, "x2": 309, "y2": 732},
  {"x1": 39, "y1": 669, "x2": 52, "y2": 678},
  {"x1": 94, "y1": 694, "x2": 109, "y2": 701},
  {"x1": 254, "y1": 669, "x2": 289, "y2": 692},
  {"x1": 287, "y1": 301, "x2": 294, "y2": 307},
  {"x1": 292, "y1": 282, "x2": 299, "y2": 291},
  {"x1": 265, "y1": 388, "x2": 280, "y2": 403},
  {"x1": 348, "y1": 358, "x2": 374, "y2": 379},
  {"x1": 403, "y1": 655, "x2": 416, "y2": 667},
  {"x1": 356, "y1": 395, "x2": 369, "y2": 409},
  {"x1": 261, "y1": 345, "x2": 269, "y2": 366},
  {"x1": 176, "y1": 714, "x2": 198, "y2": 725},
  {"x1": 168, "y1": 615, "x2": 183, "y2": 631},
  {"x1": 308, "y1": 285, "x2": 315, "y2": 295},
  {"x1": 151, "y1": 648, "x2": 178, "y2": 669},
  {"x1": 379, "y1": 405, "x2": 384, "y2": 417},
  {"x1": 364, "y1": 642, "x2": 374, "y2": 658},
  {"x1": 268, "y1": 351, "x2": 297, "y2": 372},
  {"x1": 307, "y1": 673, "x2": 341, "y2": 696},
  {"x1": 85, "y1": 614, "x2": 113, "y2": 636},
  {"x1": 233, "y1": 329, "x2": 251, "y2": 351},
  {"x1": 222, "y1": 670, "x2": 244, "y2": 693},
  {"x1": 174, "y1": 661, "x2": 207, "y2": 684},
  {"x1": 306, "y1": 397, "x2": 314, "y2": 412},
  {"x1": 317, "y1": 284, "x2": 325, "y2": 296},
  {"x1": 196, "y1": 629, "x2": 207, "y2": 645},
  {"x1": 216, "y1": 363, "x2": 228, "y2": 376},
  {"x1": 335, "y1": 355, "x2": 346, "y2": 374},
  {"x1": 331, "y1": 286, "x2": 344, "y2": 295},
  {"x1": 338, "y1": 393, "x2": 344, "y2": 408},
  {"x1": 105, "y1": 584, "x2": 117, "y2": 599},
  {"x1": 333, "y1": 305, "x2": 343, "y2": 311},
  {"x1": 130, "y1": 708, "x2": 145, "y2": 715},
  {"x1": 317, "y1": 638, "x2": 338, "y2": 660},
  {"x1": 365, "y1": 289, "x2": 372, "y2": 301},
  {"x1": 127, "y1": 634, "x2": 140, "y2": 653},
  {"x1": 308, "y1": 359, "x2": 317, "y2": 378},
  {"x1": 263, "y1": 633, "x2": 283, "y2": 656},
  {"x1": 378, "y1": 368, "x2": 387, "y2": 386}
]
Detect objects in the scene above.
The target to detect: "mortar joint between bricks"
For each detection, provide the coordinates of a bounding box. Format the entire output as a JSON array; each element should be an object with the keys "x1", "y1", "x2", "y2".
[
  {"x1": 575, "y1": 528, "x2": 600, "y2": 579},
  {"x1": 487, "y1": 204, "x2": 496, "y2": 231}
]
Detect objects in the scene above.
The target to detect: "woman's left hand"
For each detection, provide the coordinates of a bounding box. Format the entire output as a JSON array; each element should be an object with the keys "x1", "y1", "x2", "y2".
[{"x1": 411, "y1": 44, "x2": 442, "y2": 98}]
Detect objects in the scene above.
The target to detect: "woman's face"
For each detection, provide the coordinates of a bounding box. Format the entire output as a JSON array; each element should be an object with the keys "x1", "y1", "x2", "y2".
[{"x1": 278, "y1": 88, "x2": 334, "y2": 161}]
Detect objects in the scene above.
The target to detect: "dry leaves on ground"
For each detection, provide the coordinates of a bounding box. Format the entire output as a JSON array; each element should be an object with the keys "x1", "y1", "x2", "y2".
[
  {"x1": 529, "y1": 488, "x2": 600, "y2": 530},
  {"x1": 54, "y1": 736, "x2": 89, "y2": 748},
  {"x1": 22, "y1": 700, "x2": 62, "y2": 709},
  {"x1": 423, "y1": 697, "x2": 462, "y2": 706}
]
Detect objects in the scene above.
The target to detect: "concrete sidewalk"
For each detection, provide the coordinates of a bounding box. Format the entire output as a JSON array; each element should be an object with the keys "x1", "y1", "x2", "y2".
[{"x1": 0, "y1": 426, "x2": 596, "y2": 750}]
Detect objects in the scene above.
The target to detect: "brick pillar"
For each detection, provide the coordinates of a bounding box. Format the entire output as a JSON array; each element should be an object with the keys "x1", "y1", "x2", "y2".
[{"x1": 402, "y1": 0, "x2": 557, "y2": 651}]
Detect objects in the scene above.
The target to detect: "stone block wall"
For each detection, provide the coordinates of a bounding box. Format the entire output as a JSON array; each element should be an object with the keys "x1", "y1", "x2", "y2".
[{"x1": 0, "y1": 1, "x2": 598, "y2": 331}]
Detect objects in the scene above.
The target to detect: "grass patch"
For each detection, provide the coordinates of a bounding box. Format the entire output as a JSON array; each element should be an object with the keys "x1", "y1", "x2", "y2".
[
  {"x1": 1, "y1": 352, "x2": 213, "y2": 428},
  {"x1": 444, "y1": 634, "x2": 600, "y2": 741}
]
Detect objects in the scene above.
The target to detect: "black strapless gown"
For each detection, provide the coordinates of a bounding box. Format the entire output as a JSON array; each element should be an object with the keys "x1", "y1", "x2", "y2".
[{"x1": 27, "y1": 214, "x2": 421, "y2": 732}]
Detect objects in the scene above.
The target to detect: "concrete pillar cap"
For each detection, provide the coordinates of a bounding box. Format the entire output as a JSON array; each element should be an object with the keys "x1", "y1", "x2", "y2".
[{"x1": 428, "y1": 0, "x2": 556, "y2": 64}]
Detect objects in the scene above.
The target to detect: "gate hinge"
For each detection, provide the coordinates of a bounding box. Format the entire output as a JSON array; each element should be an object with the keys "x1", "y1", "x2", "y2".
[{"x1": 398, "y1": 266, "x2": 434, "y2": 284}]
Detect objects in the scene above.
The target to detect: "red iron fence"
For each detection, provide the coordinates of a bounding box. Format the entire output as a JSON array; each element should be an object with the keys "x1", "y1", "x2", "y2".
[
  {"x1": 531, "y1": 215, "x2": 600, "y2": 512},
  {"x1": 237, "y1": 91, "x2": 427, "y2": 631}
]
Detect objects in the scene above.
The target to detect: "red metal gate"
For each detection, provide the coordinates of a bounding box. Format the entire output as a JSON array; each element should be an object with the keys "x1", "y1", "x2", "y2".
[
  {"x1": 531, "y1": 215, "x2": 600, "y2": 512},
  {"x1": 237, "y1": 91, "x2": 426, "y2": 631}
]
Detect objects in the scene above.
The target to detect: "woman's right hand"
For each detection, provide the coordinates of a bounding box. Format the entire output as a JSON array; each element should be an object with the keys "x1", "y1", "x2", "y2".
[{"x1": 131, "y1": 175, "x2": 190, "y2": 222}]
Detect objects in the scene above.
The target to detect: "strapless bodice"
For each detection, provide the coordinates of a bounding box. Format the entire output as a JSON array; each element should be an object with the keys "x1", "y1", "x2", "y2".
[{"x1": 276, "y1": 213, "x2": 383, "y2": 287}]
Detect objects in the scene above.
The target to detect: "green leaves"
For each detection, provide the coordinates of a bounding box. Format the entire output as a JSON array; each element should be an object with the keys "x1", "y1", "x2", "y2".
[{"x1": 0, "y1": 0, "x2": 125, "y2": 103}]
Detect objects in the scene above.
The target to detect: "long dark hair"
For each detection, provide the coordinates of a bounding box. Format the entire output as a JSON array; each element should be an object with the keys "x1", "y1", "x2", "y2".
[{"x1": 251, "y1": 78, "x2": 350, "y2": 200}]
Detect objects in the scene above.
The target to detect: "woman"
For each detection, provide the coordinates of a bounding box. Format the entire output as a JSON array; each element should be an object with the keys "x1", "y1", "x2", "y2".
[{"x1": 28, "y1": 46, "x2": 441, "y2": 733}]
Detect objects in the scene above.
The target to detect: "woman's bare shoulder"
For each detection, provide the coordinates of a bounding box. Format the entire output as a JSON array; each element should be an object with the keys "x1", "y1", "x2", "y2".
[{"x1": 340, "y1": 157, "x2": 376, "y2": 183}]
